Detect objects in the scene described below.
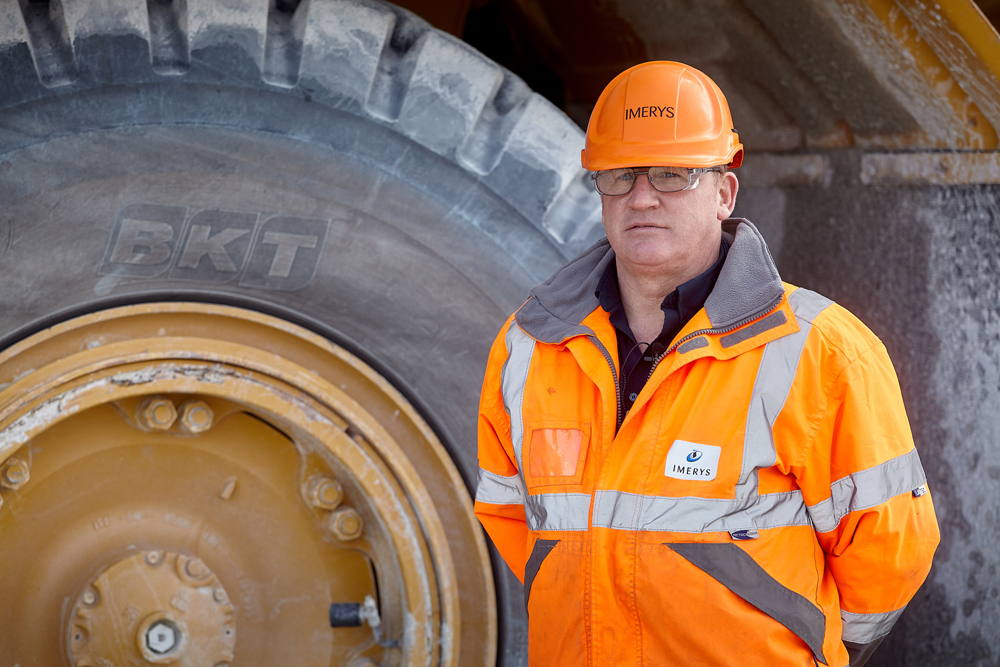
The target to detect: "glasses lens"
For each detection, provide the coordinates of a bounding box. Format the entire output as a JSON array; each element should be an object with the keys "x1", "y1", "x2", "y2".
[
  {"x1": 594, "y1": 168, "x2": 636, "y2": 195},
  {"x1": 647, "y1": 167, "x2": 692, "y2": 193}
]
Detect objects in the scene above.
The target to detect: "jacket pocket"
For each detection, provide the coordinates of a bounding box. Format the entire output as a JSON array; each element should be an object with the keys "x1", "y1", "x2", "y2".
[
  {"x1": 634, "y1": 541, "x2": 828, "y2": 667},
  {"x1": 523, "y1": 422, "x2": 591, "y2": 488},
  {"x1": 524, "y1": 538, "x2": 587, "y2": 667},
  {"x1": 668, "y1": 542, "x2": 828, "y2": 665},
  {"x1": 524, "y1": 538, "x2": 559, "y2": 611}
]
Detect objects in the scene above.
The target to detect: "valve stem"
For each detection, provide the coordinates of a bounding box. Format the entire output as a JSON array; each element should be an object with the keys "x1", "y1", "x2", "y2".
[{"x1": 328, "y1": 595, "x2": 399, "y2": 648}]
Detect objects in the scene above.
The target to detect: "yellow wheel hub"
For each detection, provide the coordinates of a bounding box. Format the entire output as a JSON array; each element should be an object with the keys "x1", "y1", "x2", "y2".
[
  {"x1": 70, "y1": 550, "x2": 236, "y2": 666},
  {"x1": 0, "y1": 304, "x2": 496, "y2": 666}
]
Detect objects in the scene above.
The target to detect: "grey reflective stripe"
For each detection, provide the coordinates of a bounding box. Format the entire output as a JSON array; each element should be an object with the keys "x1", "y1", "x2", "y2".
[
  {"x1": 590, "y1": 288, "x2": 835, "y2": 536},
  {"x1": 670, "y1": 542, "x2": 828, "y2": 665},
  {"x1": 677, "y1": 336, "x2": 709, "y2": 354},
  {"x1": 523, "y1": 538, "x2": 560, "y2": 611},
  {"x1": 592, "y1": 489, "x2": 810, "y2": 532},
  {"x1": 841, "y1": 607, "x2": 906, "y2": 644},
  {"x1": 500, "y1": 321, "x2": 536, "y2": 473},
  {"x1": 475, "y1": 467, "x2": 525, "y2": 505},
  {"x1": 739, "y1": 288, "x2": 833, "y2": 492},
  {"x1": 808, "y1": 449, "x2": 928, "y2": 533},
  {"x1": 525, "y1": 493, "x2": 591, "y2": 531},
  {"x1": 720, "y1": 310, "x2": 787, "y2": 348}
]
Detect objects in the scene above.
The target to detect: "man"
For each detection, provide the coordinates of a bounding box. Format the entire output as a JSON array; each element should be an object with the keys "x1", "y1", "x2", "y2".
[{"x1": 474, "y1": 61, "x2": 939, "y2": 666}]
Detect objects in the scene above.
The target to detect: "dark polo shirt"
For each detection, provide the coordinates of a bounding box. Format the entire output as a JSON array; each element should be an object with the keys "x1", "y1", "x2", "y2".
[{"x1": 595, "y1": 239, "x2": 729, "y2": 417}]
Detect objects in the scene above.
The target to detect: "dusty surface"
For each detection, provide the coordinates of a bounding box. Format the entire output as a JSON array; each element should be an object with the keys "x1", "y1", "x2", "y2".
[{"x1": 736, "y1": 152, "x2": 1000, "y2": 665}]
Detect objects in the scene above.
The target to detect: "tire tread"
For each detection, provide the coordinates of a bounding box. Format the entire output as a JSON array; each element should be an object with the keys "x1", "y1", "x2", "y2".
[
  {"x1": 0, "y1": 0, "x2": 600, "y2": 254},
  {"x1": 147, "y1": 0, "x2": 190, "y2": 75},
  {"x1": 16, "y1": 0, "x2": 77, "y2": 87}
]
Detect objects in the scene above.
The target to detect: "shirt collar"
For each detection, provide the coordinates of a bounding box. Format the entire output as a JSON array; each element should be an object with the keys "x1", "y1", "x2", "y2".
[
  {"x1": 516, "y1": 219, "x2": 784, "y2": 345},
  {"x1": 595, "y1": 238, "x2": 730, "y2": 329}
]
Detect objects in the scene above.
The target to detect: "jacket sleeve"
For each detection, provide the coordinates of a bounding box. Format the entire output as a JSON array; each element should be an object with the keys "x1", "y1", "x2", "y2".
[
  {"x1": 474, "y1": 318, "x2": 530, "y2": 583},
  {"x1": 796, "y1": 339, "x2": 940, "y2": 666}
]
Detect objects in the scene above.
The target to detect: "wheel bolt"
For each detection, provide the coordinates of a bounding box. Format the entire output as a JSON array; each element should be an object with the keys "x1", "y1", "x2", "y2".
[
  {"x1": 146, "y1": 621, "x2": 177, "y2": 654},
  {"x1": 82, "y1": 590, "x2": 97, "y2": 605},
  {"x1": 306, "y1": 475, "x2": 343, "y2": 510},
  {"x1": 179, "y1": 400, "x2": 214, "y2": 433},
  {"x1": 327, "y1": 508, "x2": 364, "y2": 541},
  {"x1": 139, "y1": 397, "x2": 177, "y2": 430},
  {"x1": 145, "y1": 551, "x2": 161, "y2": 566},
  {"x1": 213, "y1": 587, "x2": 228, "y2": 603},
  {"x1": 0, "y1": 458, "x2": 29, "y2": 490},
  {"x1": 184, "y1": 557, "x2": 209, "y2": 580}
]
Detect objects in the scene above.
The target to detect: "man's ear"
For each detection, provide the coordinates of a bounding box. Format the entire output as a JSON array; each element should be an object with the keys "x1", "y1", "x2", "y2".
[{"x1": 717, "y1": 171, "x2": 739, "y2": 221}]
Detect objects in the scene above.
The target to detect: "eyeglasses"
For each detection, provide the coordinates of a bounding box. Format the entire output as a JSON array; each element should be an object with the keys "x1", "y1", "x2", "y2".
[{"x1": 590, "y1": 166, "x2": 722, "y2": 196}]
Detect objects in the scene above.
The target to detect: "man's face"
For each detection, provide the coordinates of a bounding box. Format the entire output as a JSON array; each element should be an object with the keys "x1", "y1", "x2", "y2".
[{"x1": 600, "y1": 168, "x2": 738, "y2": 278}]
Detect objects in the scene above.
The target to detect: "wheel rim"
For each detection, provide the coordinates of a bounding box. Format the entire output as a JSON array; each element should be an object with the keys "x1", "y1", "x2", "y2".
[{"x1": 0, "y1": 303, "x2": 496, "y2": 667}]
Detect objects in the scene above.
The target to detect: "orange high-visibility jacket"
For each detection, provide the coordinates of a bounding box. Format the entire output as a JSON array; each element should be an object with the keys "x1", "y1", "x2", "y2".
[{"x1": 475, "y1": 219, "x2": 939, "y2": 667}]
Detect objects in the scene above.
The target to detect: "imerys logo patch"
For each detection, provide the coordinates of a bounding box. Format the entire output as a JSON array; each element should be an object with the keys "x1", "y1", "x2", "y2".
[{"x1": 665, "y1": 440, "x2": 722, "y2": 481}]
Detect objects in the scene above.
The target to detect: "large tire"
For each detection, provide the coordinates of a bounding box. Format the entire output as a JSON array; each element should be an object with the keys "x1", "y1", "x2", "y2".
[{"x1": 0, "y1": 0, "x2": 602, "y2": 664}]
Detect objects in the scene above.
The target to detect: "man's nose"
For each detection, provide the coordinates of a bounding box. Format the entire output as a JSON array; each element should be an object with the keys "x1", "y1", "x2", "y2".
[{"x1": 627, "y1": 172, "x2": 661, "y2": 208}]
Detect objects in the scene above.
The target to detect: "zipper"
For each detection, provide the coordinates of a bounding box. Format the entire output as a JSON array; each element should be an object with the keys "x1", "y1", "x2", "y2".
[
  {"x1": 588, "y1": 334, "x2": 623, "y2": 433},
  {"x1": 589, "y1": 293, "x2": 784, "y2": 435},
  {"x1": 643, "y1": 295, "x2": 786, "y2": 389}
]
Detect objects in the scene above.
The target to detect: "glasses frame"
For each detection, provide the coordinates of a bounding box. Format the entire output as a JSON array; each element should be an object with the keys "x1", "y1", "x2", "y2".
[{"x1": 590, "y1": 166, "x2": 722, "y2": 196}]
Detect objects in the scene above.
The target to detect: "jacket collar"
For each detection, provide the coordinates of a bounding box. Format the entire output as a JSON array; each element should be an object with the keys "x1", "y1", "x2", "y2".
[{"x1": 515, "y1": 218, "x2": 784, "y2": 344}]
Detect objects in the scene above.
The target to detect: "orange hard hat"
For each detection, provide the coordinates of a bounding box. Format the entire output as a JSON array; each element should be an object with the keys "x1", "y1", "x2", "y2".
[{"x1": 581, "y1": 61, "x2": 743, "y2": 171}]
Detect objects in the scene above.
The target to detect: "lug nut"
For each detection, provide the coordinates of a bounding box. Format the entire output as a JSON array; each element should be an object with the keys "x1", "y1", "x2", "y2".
[
  {"x1": 139, "y1": 397, "x2": 177, "y2": 430},
  {"x1": 327, "y1": 508, "x2": 364, "y2": 541},
  {"x1": 82, "y1": 590, "x2": 97, "y2": 605},
  {"x1": 306, "y1": 475, "x2": 344, "y2": 511},
  {"x1": 213, "y1": 587, "x2": 228, "y2": 603},
  {"x1": 146, "y1": 621, "x2": 177, "y2": 654},
  {"x1": 184, "y1": 557, "x2": 209, "y2": 580},
  {"x1": 145, "y1": 551, "x2": 162, "y2": 566},
  {"x1": 179, "y1": 400, "x2": 214, "y2": 433},
  {"x1": 0, "y1": 458, "x2": 29, "y2": 490}
]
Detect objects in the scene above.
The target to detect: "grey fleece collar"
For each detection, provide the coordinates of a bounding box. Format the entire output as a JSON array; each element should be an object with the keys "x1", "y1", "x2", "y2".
[{"x1": 515, "y1": 218, "x2": 784, "y2": 344}]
